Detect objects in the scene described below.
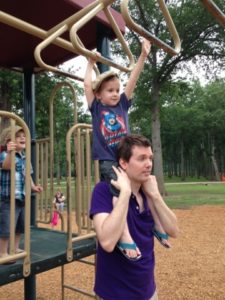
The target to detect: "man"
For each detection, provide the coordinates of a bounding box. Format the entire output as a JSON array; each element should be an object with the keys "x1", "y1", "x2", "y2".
[{"x1": 90, "y1": 134, "x2": 179, "y2": 300}]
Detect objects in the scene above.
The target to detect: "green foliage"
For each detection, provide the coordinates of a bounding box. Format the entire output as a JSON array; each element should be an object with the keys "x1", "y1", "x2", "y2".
[{"x1": 0, "y1": 69, "x2": 23, "y2": 112}]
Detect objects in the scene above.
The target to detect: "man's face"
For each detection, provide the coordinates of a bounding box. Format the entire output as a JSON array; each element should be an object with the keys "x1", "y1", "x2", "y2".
[{"x1": 120, "y1": 145, "x2": 153, "y2": 183}]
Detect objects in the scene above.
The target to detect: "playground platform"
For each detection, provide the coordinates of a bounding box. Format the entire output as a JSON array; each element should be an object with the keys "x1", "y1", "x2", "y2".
[{"x1": 0, "y1": 227, "x2": 96, "y2": 286}]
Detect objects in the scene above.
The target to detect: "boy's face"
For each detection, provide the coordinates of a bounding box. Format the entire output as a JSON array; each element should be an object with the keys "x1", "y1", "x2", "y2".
[
  {"x1": 95, "y1": 77, "x2": 120, "y2": 107},
  {"x1": 14, "y1": 130, "x2": 26, "y2": 151}
]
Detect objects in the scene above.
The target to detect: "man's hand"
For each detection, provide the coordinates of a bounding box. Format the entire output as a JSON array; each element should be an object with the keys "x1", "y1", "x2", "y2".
[
  {"x1": 142, "y1": 175, "x2": 161, "y2": 199},
  {"x1": 111, "y1": 166, "x2": 131, "y2": 195}
]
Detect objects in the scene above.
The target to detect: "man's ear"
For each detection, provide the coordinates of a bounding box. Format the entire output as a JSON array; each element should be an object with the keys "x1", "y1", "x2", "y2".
[{"x1": 119, "y1": 158, "x2": 127, "y2": 170}]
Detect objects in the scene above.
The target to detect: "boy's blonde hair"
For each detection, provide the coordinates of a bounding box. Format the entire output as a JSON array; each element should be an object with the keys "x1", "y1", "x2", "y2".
[
  {"x1": 1, "y1": 125, "x2": 24, "y2": 144},
  {"x1": 92, "y1": 70, "x2": 119, "y2": 93}
]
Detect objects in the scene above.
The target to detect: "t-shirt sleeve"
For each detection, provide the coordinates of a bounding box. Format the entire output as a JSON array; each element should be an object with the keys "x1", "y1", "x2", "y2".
[
  {"x1": 120, "y1": 92, "x2": 132, "y2": 110},
  {"x1": 89, "y1": 182, "x2": 113, "y2": 219},
  {"x1": 89, "y1": 97, "x2": 97, "y2": 112}
]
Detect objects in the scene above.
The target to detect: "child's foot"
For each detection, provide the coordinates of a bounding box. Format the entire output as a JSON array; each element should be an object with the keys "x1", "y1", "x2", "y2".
[
  {"x1": 117, "y1": 242, "x2": 141, "y2": 261},
  {"x1": 16, "y1": 248, "x2": 24, "y2": 254},
  {"x1": 0, "y1": 253, "x2": 16, "y2": 265},
  {"x1": 152, "y1": 229, "x2": 171, "y2": 248},
  {"x1": 116, "y1": 234, "x2": 141, "y2": 260}
]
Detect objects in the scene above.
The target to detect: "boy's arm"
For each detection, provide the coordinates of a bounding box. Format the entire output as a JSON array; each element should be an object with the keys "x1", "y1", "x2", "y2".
[
  {"x1": 124, "y1": 39, "x2": 151, "y2": 100},
  {"x1": 1, "y1": 141, "x2": 17, "y2": 170},
  {"x1": 84, "y1": 53, "x2": 100, "y2": 108}
]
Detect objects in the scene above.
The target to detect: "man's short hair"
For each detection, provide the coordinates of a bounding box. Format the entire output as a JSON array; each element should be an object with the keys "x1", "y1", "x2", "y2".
[{"x1": 117, "y1": 134, "x2": 152, "y2": 162}]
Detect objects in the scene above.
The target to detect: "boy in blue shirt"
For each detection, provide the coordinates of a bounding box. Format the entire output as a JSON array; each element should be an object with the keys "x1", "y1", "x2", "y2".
[
  {"x1": 0, "y1": 126, "x2": 42, "y2": 263},
  {"x1": 84, "y1": 39, "x2": 170, "y2": 260}
]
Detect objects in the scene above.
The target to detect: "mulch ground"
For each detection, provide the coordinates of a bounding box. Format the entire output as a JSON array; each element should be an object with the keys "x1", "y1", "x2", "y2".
[{"x1": 0, "y1": 205, "x2": 225, "y2": 300}]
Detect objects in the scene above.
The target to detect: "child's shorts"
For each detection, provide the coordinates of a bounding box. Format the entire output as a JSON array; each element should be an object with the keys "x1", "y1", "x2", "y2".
[
  {"x1": 99, "y1": 160, "x2": 119, "y2": 197},
  {"x1": 0, "y1": 199, "x2": 25, "y2": 238}
]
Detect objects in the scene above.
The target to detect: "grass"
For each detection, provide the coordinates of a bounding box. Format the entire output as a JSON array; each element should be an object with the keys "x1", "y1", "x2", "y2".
[
  {"x1": 49, "y1": 179, "x2": 225, "y2": 210},
  {"x1": 165, "y1": 182, "x2": 225, "y2": 209}
]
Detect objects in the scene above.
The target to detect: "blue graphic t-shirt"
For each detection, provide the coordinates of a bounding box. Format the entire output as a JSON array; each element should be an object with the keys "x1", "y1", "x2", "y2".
[{"x1": 90, "y1": 92, "x2": 132, "y2": 161}]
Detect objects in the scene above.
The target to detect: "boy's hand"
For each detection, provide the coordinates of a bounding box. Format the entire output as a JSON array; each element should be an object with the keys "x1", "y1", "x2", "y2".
[
  {"x1": 89, "y1": 51, "x2": 101, "y2": 64},
  {"x1": 141, "y1": 38, "x2": 151, "y2": 57},
  {"x1": 32, "y1": 185, "x2": 43, "y2": 193},
  {"x1": 6, "y1": 141, "x2": 17, "y2": 153}
]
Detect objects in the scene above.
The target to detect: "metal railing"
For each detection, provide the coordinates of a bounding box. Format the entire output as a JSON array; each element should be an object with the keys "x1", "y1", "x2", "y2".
[
  {"x1": 64, "y1": 123, "x2": 99, "y2": 299},
  {"x1": 200, "y1": 0, "x2": 225, "y2": 27},
  {"x1": 0, "y1": 111, "x2": 31, "y2": 277},
  {"x1": 69, "y1": 0, "x2": 135, "y2": 73},
  {"x1": 120, "y1": 0, "x2": 181, "y2": 56},
  {"x1": 36, "y1": 82, "x2": 78, "y2": 230}
]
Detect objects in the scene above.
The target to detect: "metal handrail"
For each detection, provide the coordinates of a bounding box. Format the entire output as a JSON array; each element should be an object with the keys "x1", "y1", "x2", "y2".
[
  {"x1": 66, "y1": 123, "x2": 98, "y2": 261},
  {"x1": 0, "y1": 111, "x2": 31, "y2": 277},
  {"x1": 120, "y1": 0, "x2": 181, "y2": 56},
  {"x1": 200, "y1": 0, "x2": 225, "y2": 27},
  {"x1": 0, "y1": 11, "x2": 83, "y2": 80},
  {"x1": 33, "y1": 0, "x2": 99, "y2": 81},
  {"x1": 36, "y1": 82, "x2": 78, "y2": 227},
  {"x1": 70, "y1": 0, "x2": 135, "y2": 73}
]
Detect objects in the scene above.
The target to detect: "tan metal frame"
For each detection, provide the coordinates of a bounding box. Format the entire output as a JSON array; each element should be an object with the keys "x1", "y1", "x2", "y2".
[
  {"x1": 64, "y1": 123, "x2": 98, "y2": 299},
  {"x1": 36, "y1": 82, "x2": 78, "y2": 229},
  {"x1": 0, "y1": 11, "x2": 83, "y2": 81},
  {"x1": 34, "y1": 1, "x2": 100, "y2": 79},
  {"x1": 0, "y1": 111, "x2": 31, "y2": 276},
  {"x1": 120, "y1": 0, "x2": 181, "y2": 56},
  {"x1": 69, "y1": 0, "x2": 135, "y2": 73},
  {"x1": 200, "y1": 0, "x2": 225, "y2": 27}
]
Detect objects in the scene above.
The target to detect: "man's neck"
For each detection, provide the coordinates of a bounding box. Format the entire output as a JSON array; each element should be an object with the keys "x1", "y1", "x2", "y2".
[{"x1": 130, "y1": 182, "x2": 142, "y2": 197}]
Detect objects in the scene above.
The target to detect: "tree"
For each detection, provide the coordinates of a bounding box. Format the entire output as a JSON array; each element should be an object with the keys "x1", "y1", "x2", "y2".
[{"x1": 116, "y1": 0, "x2": 225, "y2": 193}]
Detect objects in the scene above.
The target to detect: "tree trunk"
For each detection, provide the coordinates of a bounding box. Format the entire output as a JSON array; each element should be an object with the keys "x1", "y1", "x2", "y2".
[
  {"x1": 151, "y1": 83, "x2": 166, "y2": 195},
  {"x1": 180, "y1": 139, "x2": 185, "y2": 181},
  {"x1": 211, "y1": 139, "x2": 220, "y2": 181}
]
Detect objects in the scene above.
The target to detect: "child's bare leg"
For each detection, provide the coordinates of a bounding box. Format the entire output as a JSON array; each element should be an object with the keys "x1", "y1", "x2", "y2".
[
  {"x1": 113, "y1": 196, "x2": 141, "y2": 258},
  {"x1": 0, "y1": 237, "x2": 9, "y2": 257},
  {"x1": 147, "y1": 199, "x2": 171, "y2": 248},
  {"x1": 15, "y1": 234, "x2": 23, "y2": 252}
]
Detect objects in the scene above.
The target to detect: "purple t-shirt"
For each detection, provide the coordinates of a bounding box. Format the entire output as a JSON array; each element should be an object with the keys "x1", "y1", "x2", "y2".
[
  {"x1": 90, "y1": 92, "x2": 132, "y2": 161},
  {"x1": 90, "y1": 182, "x2": 156, "y2": 300}
]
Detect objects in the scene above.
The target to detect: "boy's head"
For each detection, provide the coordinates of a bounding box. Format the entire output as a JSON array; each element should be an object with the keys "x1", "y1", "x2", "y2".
[
  {"x1": 92, "y1": 70, "x2": 120, "y2": 106},
  {"x1": 92, "y1": 70, "x2": 119, "y2": 93},
  {"x1": 1, "y1": 125, "x2": 25, "y2": 150}
]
